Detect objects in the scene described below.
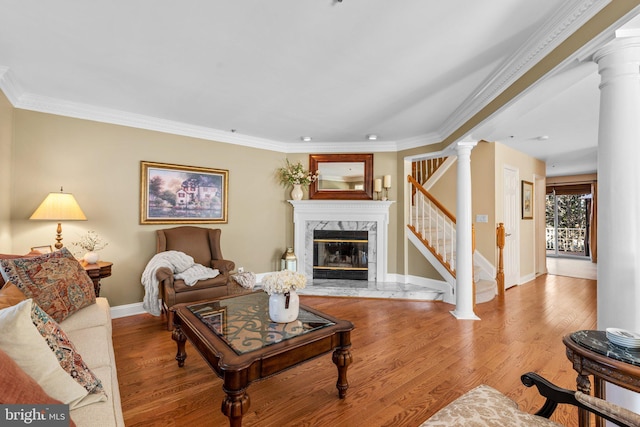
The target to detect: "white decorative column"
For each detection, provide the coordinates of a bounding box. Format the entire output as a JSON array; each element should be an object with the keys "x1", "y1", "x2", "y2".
[
  {"x1": 593, "y1": 35, "x2": 640, "y2": 413},
  {"x1": 451, "y1": 140, "x2": 479, "y2": 320}
]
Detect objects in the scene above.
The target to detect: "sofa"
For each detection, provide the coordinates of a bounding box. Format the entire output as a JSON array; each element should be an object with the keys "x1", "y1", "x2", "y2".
[{"x1": 0, "y1": 249, "x2": 124, "y2": 427}]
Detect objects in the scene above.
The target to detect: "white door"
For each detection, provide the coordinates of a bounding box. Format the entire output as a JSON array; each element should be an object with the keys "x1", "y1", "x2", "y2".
[{"x1": 503, "y1": 166, "x2": 519, "y2": 288}]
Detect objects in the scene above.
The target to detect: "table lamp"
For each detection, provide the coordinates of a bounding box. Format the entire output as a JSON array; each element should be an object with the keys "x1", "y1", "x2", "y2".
[{"x1": 30, "y1": 187, "x2": 87, "y2": 249}]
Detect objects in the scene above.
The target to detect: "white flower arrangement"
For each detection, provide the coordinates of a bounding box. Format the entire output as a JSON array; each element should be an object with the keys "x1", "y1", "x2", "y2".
[
  {"x1": 277, "y1": 159, "x2": 318, "y2": 187},
  {"x1": 72, "y1": 230, "x2": 108, "y2": 252},
  {"x1": 261, "y1": 270, "x2": 307, "y2": 295}
]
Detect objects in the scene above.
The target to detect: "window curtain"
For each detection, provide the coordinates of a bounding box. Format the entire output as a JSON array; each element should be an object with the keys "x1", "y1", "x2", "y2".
[{"x1": 590, "y1": 182, "x2": 597, "y2": 263}]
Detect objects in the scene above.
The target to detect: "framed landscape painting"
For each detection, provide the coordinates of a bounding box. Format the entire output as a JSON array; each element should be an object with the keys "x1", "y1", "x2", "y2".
[{"x1": 140, "y1": 161, "x2": 228, "y2": 224}]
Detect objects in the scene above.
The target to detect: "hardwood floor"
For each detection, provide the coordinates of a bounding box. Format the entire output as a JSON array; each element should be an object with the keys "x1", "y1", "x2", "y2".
[{"x1": 113, "y1": 274, "x2": 596, "y2": 426}]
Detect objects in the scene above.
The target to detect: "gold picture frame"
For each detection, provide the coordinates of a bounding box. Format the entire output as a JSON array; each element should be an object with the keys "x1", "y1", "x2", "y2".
[
  {"x1": 31, "y1": 245, "x2": 53, "y2": 254},
  {"x1": 522, "y1": 180, "x2": 533, "y2": 220},
  {"x1": 140, "y1": 161, "x2": 228, "y2": 224}
]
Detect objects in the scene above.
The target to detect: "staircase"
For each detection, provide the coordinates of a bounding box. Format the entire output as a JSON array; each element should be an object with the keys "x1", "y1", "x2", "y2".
[{"x1": 407, "y1": 156, "x2": 497, "y2": 305}]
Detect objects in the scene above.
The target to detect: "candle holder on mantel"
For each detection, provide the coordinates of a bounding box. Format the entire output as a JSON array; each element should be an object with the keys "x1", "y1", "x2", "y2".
[
  {"x1": 374, "y1": 178, "x2": 383, "y2": 201},
  {"x1": 382, "y1": 174, "x2": 391, "y2": 201}
]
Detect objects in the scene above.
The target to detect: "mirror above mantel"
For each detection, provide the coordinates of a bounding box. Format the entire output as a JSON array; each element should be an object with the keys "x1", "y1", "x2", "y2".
[{"x1": 309, "y1": 153, "x2": 373, "y2": 200}]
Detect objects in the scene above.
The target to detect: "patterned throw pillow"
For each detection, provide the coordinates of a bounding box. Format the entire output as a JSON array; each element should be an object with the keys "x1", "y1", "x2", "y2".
[
  {"x1": 30, "y1": 301, "x2": 105, "y2": 398},
  {"x1": 0, "y1": 248, "x2": 95, "y2": 322},
  {"x1": 0, "y1": 251, "x2": 41, "y2": 287}
]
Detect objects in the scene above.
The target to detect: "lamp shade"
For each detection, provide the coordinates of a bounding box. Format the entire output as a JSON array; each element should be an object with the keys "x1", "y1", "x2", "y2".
[{"x1": 30, "y1": 191, "x2": 87, "y2": 221}]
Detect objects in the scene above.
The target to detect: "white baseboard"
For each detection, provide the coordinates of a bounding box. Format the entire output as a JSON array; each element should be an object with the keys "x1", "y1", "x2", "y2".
[
  {"x1": 519, "y1": 272, "x2": 536, "y2": 285},
  {"x1": 110, "y1": 302, "x2": 146, "y2": 319}
]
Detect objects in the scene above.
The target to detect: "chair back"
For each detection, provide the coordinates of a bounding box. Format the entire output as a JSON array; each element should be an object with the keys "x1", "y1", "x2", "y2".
[{"x1": 156, "y1": 226, "x2": 223, "y2": 266}]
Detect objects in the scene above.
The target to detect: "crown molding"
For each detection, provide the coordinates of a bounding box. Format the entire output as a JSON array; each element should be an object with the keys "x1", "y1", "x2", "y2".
[
  {"x1": 14, "y1": 91, "x2": 292, "y2": 152},
  {"x1": 0, "y1": 0, "x2": 623, "y2": 157},
  {"x1": 438, "y1": 0, "x2": 611, "y2": 140},
  {"x1": 0, "y1": 67, "x2": 23, "y2": 106},
  {"x1": 285, "y1": 139, "x2": 399, "y2": 153}
]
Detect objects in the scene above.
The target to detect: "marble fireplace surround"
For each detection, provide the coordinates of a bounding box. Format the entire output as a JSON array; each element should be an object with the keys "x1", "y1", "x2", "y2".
[{"x1": 288, "y1": 200, "x2": 394, "y2": 283}]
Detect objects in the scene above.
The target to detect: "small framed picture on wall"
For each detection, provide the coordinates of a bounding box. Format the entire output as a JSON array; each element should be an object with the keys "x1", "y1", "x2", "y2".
[{"x1": 521, "y1": 180, "x2": 533, "y2": 220}]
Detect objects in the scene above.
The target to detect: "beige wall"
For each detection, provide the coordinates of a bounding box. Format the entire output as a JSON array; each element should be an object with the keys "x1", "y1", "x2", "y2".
[
  {"x1": 0, "y1": 92, "x2": 12, "y2": 252},
  {"x1": 7, "y1": 109, "x2": 399, "y2": 307}
]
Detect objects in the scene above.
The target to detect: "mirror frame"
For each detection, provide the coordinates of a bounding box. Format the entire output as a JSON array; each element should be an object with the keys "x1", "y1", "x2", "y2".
[{"x1": 309, "y1": 153, "x2": 374, "y2": 200}]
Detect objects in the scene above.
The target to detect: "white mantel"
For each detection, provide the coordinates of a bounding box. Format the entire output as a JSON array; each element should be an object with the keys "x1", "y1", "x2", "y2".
[{"x1": 288, "y1": 200, "x2": 394, "y2": 282}]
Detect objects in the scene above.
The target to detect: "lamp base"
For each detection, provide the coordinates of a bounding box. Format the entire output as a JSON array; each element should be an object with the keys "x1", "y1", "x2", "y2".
[{"x1": 54, "y1": 222, "x2": 63, "y2": 249}]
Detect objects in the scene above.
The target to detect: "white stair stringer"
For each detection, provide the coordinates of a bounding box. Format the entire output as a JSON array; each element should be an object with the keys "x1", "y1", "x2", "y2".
[
  {"x1": 408, "y1": 231, "x2": 456, "y2": 304},
  {"x1": 408, "y1": 225, "x2": 497, "y2": 305}
]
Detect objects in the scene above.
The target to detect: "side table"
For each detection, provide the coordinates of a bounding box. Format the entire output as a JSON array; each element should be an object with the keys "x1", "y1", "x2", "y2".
[
  {"x1": 563, "y1": 330, "x2": 640, "y2": 427},
  {"x1": 81, "y1": 260, "x2": 113, "y2": 297}
]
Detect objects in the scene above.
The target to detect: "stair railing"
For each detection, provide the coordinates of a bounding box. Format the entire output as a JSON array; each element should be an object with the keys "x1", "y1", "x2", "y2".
[
  {"x1": 412, "y1": 157, "x2": 448, "y2": 184},
  {"x1": 407, "y1": 175, "x2": 457, "y2": 277},
  {"x1": 411, "y1": 156, "x2": 448, "y2": 203}
]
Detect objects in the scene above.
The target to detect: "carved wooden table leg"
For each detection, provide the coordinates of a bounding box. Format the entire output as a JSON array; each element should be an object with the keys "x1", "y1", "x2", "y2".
[
  {"x1": 332, "y1": 333, "x2": 353, "y2": 399},
  {"x1": 172, "y1": 324, "x2": 187, "y2": 367},
  {"x1": 576, "y1": 373, "x2": 591, "y2": 427},
  {"x1": 222, "y1": 373, "x2": 250, "y2": 427}
]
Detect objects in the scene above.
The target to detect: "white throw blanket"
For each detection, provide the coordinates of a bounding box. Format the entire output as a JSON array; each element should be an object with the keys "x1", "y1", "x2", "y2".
[{"x1": 141, "y1": 251, "x2": 219, "y2": 316}]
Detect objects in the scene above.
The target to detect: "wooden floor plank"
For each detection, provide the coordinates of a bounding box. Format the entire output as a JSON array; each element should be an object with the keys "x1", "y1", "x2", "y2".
[{"x1": 113, "y1": 274, "x2": 595, "y2": 426}]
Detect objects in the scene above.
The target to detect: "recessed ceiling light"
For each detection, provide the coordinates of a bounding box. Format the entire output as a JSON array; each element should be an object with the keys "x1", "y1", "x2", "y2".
[
  {"x1": 536, "y1": 135, "x2": 550, "y2": 141},
  {"x1": 366, "y1": 134, "x2": 378, "y2": 141},
  {"x1": 300, "y1": 136, "x2": 312, "y2": 142}
]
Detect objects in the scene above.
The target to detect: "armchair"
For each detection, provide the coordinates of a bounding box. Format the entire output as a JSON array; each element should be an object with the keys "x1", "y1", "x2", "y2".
[
  {"x1": 420, "y1": 372, "x2": 640, "y2": 426},
  {"x1": 156, "y1": 226, "x2": 244, "y2": 329}
]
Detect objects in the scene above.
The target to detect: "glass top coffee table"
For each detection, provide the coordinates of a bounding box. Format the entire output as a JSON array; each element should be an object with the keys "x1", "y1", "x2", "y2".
[{"x1": 171, "y1": 291, "x2": 354, "y2": 427}]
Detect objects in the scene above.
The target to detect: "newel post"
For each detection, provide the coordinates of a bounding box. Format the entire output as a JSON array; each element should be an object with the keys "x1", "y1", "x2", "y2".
[{"x1": 496, "y1": 223, "x2": 505, "y2": 299}]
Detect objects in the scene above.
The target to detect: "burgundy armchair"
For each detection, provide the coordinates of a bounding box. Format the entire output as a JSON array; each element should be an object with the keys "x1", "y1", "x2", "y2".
[{"x1": 156, "y1": 226, "x2": 243, "y2": 329}]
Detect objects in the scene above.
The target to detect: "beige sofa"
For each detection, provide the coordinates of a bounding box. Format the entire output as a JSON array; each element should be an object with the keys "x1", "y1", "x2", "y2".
[
  {"x1": 0, "y1": 248, "x2": 124, "y2": 427},
  {"x1": 59, "y1": 297, "x2": 124, "y2": 427}
]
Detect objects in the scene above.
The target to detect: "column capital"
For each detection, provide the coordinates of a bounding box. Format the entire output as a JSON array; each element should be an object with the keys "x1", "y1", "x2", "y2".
[
  {"x1": 593, "y1": 36, "x2": 640, "y2": 64},
  {"x1": 455, "y1": 140, "x2": 478, "y2": 153}
]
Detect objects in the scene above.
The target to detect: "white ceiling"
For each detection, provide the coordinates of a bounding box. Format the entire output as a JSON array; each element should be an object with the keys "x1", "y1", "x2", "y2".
[{"x1": 1, "y1": 1, "x2": 639, "y2": 176}]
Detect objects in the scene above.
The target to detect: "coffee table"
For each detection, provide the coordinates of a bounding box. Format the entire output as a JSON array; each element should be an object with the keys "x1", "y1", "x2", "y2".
[{"x1": 171, "y1": 291, "x2": 354, "y2": 427}]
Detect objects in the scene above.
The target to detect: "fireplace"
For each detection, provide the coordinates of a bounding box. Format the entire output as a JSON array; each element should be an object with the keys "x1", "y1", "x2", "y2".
[
  {"x1": 313, "y1": 230, "x2": 368, "y2": 280},
  {"x1": 289, "y1": 200, "x2": 394, "y2": 283}
]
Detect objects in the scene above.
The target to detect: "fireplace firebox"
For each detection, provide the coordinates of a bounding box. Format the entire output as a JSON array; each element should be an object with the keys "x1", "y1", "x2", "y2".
[{"x1": 313, "y1": 230, "x2": 368, "y2": 280}]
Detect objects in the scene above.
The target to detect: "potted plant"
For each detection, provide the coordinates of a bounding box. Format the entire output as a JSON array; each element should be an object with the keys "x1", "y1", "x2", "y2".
[
  {"x1": 261, "y1": 270, "x2": 307, "y2": 322},
  {"x1": 277, "y1": 159, "x2": 318, "y2": 200},
  {"x1": 72, "y1": 231, "x2": 108, "y2": 264}
]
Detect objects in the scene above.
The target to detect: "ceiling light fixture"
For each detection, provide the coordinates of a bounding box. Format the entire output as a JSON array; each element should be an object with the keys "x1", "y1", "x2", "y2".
[
  {"x1": 366, "y1": 134, "x2": 378, "y2": 141},
  {"x1": 300, "y1": 136, "x2": 312, "y2": 142},
  {"x1": 536, "y1": 135, "x2": 550, "y2": 141}
]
